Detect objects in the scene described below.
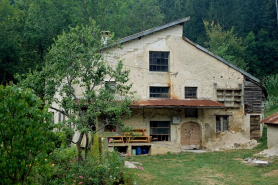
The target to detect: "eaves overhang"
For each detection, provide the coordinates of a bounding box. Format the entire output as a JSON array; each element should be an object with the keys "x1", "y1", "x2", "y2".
[
  {"x1": 260, "y1": 112, "x2": 278, "y2": 125},
  {"x1": 130, "y1": 99, "x2": 225, "y2": 109}
]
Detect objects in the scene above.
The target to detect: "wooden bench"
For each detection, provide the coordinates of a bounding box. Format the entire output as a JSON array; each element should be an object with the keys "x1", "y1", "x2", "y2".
[{"x1": 123, "y1": 129, "x2": 152, "y2": 143}]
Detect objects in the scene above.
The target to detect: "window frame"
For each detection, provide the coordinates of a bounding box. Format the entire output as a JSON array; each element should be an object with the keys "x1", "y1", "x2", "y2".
[
  {"x1": 149, "y1": 86, "x2": 170, "y2": 99},
  {"x1": 184, "y1": 87, "x2": 197, "y2": 99},
  {"x1": 149, "y1": 51, "x2": 169, "y2": 72},
  {"x1": 58, "y1": 112, "x2": 65, "y2": 122},
  {"x1": 150, "y1": 121, "x2": 171, "y2": 141},
  {"x1": 216, "y1": 116, "x2": 229, "y2": 132}
]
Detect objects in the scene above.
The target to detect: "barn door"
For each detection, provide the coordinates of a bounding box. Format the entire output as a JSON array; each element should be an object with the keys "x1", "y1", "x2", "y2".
[{"x1": 181, "y1": 122, "x2": 200, "y2": 149}]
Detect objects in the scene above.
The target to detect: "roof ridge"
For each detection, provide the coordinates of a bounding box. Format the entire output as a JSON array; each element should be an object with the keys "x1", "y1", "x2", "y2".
[{"x1": 117, "y1": 16, "x2": 190, "y2": 44}]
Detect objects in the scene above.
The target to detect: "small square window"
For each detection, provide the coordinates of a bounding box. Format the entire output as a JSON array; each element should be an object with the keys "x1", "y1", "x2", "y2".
[
  {"x1": 185, "y1": 108, "x2": 198, "y2": 117},
  {"x1": 185, "y1": 87, "x2": 197, "y2": 99},
  {"x1": 150, "y1": 87, "x2": 170, "y2": 98},
  {"x1": 149, "y1": 51, "x2": 169, "y2": 72},
  {"x1": 216, "y1": 116, "x2": 229, "y2": 132}
]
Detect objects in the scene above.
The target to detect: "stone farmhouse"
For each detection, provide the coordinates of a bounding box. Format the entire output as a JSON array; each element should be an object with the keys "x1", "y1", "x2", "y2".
[{"x1": 56, "y1": 17, "x2": 266, "y2": 154}]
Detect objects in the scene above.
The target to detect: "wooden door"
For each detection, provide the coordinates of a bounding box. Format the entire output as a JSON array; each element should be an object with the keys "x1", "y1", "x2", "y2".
[
  {"x1": 181, "y1": 122, "x2": 200, "y2": 149},
  {"x1": 250, "y1": 115, "x2": 260, "y2": 139}
]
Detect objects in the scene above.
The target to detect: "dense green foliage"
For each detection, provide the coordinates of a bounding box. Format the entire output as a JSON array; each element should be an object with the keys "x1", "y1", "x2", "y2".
[
  {"x1": 263, "y1": 74, "x2": 278, "y2": 111},
  {"x1": 46, "y1": 147, "x2": 136, "y2": 185},
  {"x1": 1, "y1": 0, "x2": 278, "y2": 84},
  {"x1": 0, "y1": 85, "x2": 56, "y2": 184}
]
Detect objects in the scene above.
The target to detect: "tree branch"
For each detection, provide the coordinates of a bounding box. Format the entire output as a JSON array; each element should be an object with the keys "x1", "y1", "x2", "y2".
[{"x1": 49, "y1": 106, "x2": 69, "y2": 117}]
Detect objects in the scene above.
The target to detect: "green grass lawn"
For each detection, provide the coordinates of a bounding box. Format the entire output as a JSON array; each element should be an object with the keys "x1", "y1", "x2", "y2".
[{"x1": 129, "y1": 145, "x2": 278, "y2": 185}]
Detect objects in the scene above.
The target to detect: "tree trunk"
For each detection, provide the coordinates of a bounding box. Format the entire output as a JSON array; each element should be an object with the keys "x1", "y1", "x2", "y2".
[
  {"x1": 77, "y1": 132, "x2": 84, "y2": 164},
  {"x1": 84, "y1": 133, "x2": 89, "y2": 158}
]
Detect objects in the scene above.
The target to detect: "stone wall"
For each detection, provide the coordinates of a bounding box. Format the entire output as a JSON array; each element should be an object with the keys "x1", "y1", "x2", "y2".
[{"x1": 267, "y1": 124, "x2": 278, "y2": 148}]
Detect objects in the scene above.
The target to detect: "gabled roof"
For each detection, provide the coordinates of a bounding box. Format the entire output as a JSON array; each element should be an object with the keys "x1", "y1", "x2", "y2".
[
  {"x1": 260, "y1": 112, "x2": 278, "y2": 124},
  {"x1": 116, "y1": 17, "x2": 260, "y2": 84},
  {"x1": 117, "y1": 17, "x2": 190, "y2": 44}
]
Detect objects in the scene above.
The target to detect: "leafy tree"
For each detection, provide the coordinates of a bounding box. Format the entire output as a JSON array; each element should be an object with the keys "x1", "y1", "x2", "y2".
[
  {"x1": 125, "y1": 0, "x2": 164, "y2": 33},
  {"x1": 243, "y1": 31, "x2": 260, "y2": 77},
  {"x1": 204, "y1": 21, "x2": 248, "y2": 70},
  {"x1": 0, "y1": 84, "x2": 56, "y2": 184},
  {"x1": 19, "y1": 21, "x2": 133, "y2": 163},
  {"x1": 0, "y1": 0, "x2": 26, "y2": 84},
  {"x1": 263, "y1": 74, "x2": 278, "y2": 110}
]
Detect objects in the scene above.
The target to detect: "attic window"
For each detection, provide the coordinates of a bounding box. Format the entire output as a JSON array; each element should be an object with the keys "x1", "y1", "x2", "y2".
[
  {"x1": 150, "y1": 86, "x2": 170, "y2": 98},
  {"x1": 149, "y1": 51, "x2": 169, "y2": 72}
]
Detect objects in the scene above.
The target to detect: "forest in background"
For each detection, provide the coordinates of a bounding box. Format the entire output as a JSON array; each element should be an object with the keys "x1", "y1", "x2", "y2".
[{"x1": 1, "y1": 0, "x2": 278, "y2": 84}]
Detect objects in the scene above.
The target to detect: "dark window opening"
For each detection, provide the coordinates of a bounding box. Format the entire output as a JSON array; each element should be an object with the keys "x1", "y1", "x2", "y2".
[
  {"x1": 216, "y1": 116, "x2": 229, "y2": 132},
  {"x1": 150, "y1": 86, "x2": 170, "y2": 98},
  {"x1": 185, "y1": 87, "x2": 197, "y2": 99},
  {"x1": 149, "y1": 51, "x2": 169, "y2": 72},
  {"x1": 185, "y1": 108, "x2": 198, "y2": 117},
  {"x1": 150, "y1": 121, "x2": 170, "y2": 141},
  {"x1": 105, "y1": 125, "x2": 116, "y2": 132}
]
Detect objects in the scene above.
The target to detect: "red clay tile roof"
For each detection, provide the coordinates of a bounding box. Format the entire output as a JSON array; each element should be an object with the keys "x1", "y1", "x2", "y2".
[
  {"x1": 260, "y1": 112, "x2": 278, "y2": 124},
  {"x1": 130, "y1": 99, "x2": 225, "y2": 108}
]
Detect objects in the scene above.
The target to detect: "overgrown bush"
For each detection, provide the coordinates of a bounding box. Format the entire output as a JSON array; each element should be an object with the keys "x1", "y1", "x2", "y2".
[
  {"x1": 47, "y1": 146, "x2": 136, "y2": 185},
  {"x1": 263, "y1": 74, "x2": 278, "y2": 111},
  {"x1": 0, "y1": 85, "x2": 56, "y2": 184}
]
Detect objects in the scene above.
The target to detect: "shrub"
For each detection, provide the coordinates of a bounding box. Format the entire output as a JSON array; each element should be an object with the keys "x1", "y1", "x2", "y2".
[
  {"x1": 0, "y1": 85, "x2": 56, "y2": 184},
  {"x1": 47, "y1": 146, "x2": 136, "y2": 185}
]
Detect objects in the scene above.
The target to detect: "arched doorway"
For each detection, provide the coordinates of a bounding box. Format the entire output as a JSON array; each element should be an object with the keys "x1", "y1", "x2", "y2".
[{"x1": 181, "y1": 122, "x2": 200, "y2": 149}]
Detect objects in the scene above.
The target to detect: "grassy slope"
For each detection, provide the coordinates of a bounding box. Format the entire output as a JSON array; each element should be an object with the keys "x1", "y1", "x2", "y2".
[{"x1": 131, "y1": 147, "x2": 278, "y2": 185}]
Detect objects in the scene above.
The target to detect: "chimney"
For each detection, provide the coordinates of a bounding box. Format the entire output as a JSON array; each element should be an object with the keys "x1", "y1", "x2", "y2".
[{"x1": 101, "y1": 31, "x2": 110, "y2": 45}]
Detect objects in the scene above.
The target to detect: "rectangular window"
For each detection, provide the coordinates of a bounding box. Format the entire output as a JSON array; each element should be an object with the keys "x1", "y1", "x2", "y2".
[
  {"x1": 150, "y1": 86, "x2": 170, "y2": 98},
  {"x1": 150, "y1": 121, "x2": 170, "y2": 141},
  {"x1": 58, "y1": 113, "x2": 65, "y2": 122},
  {"x1": 185, "y1": 108, "x2": 198, "y2": 117},
  {"x1": 216, "y1": 116, "x2": 229, "y2": 132},
  {"x1": 149, "y1": 51, "x2": 169, "y2": 72},
  {"x1": 185, "y1": 87, "x2": 197, "y2": 99}
]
